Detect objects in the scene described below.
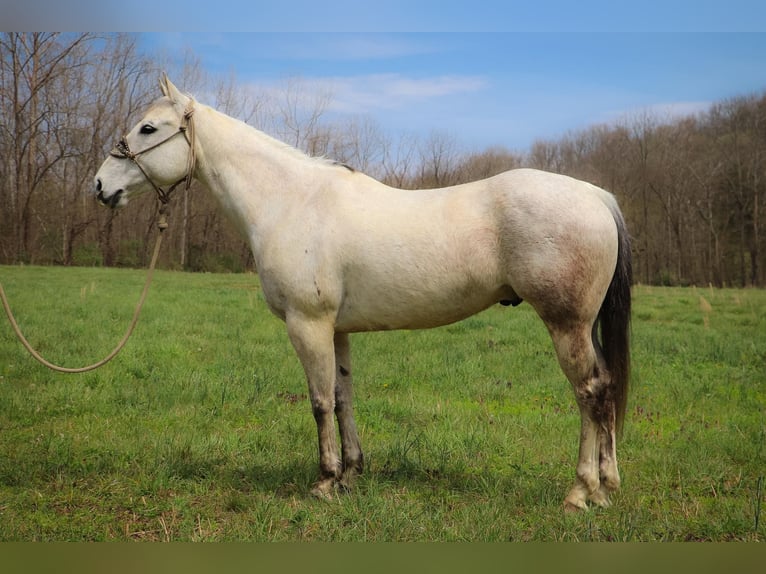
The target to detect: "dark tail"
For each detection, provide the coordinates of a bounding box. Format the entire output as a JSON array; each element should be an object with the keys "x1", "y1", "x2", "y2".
[{"x1": 598, "y1": 202, "x2": 632, "y2": 435}]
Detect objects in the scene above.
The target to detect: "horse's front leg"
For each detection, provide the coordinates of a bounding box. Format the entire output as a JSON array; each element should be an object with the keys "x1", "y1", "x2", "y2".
[
  {"x1": 286, "y1": 312, "x2": 341, "y2": 498},
  {"x1": 334, "y1": 332, "x2": 363, "y2": 489}
]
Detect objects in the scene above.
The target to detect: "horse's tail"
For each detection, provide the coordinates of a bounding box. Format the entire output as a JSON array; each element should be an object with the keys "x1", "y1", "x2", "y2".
[{"x1": 597, "y1": 198, "x2": 632, "y2": 435}]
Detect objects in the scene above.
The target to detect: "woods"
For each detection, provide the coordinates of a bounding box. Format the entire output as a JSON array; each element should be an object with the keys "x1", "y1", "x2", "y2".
[{"x1": 1, "y1": 33, "x2": 764, "y2": 286}]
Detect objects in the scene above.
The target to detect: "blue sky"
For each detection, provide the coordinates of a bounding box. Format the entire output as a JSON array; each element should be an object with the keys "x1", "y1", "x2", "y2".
[
  {"x1": 7, "y1": 0, "x2": 766, "y2": 151},
  {"x1": 139, "y1": 31, "x2": 766, "y2": 151}
]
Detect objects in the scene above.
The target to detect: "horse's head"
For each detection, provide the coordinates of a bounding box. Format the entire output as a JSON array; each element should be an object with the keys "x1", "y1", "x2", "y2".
[{"x1": 94, "y1": 75, "x2": 195, "y2": 208}]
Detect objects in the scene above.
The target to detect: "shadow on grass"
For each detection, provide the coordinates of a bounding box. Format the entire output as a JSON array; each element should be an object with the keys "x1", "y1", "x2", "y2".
[{"x1": 0, "y1": 422, "x2": 568, "y2": 510}]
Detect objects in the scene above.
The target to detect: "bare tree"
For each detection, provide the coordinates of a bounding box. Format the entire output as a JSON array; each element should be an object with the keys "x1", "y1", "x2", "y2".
[
  {"x1": 456, "y1": 146, "x2": 521, "y2": 182},
  {"x1": 273, "y1": 76, "x2": 334, "y2": 153},
  {"x1": 707, "y1": 96, "x2": 765, "y2": 286},
  {"x1": 0, "y1": 32, "x2": 92, "y2": 262},
  {"x1": 330, "y1": 115, "x2": 387, "y2": 177},
  {"x1": 416, "y1": 129, "x2": 462, "y2": 188},
  {"x1": 381, "y1": 130, "x2": 420, "y2": 188}
]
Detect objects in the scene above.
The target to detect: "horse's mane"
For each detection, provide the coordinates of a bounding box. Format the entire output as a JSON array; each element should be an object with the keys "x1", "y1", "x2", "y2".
[
  {"x1": 269, "y1": 137, "x2": 355, "y2": 172},
  {"x1": 198, "y1": 95, "x2": 356, "y2": 173}
]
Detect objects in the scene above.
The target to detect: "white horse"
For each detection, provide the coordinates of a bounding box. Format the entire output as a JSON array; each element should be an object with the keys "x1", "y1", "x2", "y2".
[{"x1": 95, "y1": 76, "x2": 632, "y2": 510}]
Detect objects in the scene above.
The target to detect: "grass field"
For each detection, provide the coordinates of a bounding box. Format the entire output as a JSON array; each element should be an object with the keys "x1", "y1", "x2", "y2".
[{"x1": 0, "y1": 265, "x2": 764, "y2": 541}]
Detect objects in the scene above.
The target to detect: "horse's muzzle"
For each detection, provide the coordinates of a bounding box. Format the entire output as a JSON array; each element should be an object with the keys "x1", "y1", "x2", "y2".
[{"x1": 97, "y1": 189, "x2": 123, "y2": 209}]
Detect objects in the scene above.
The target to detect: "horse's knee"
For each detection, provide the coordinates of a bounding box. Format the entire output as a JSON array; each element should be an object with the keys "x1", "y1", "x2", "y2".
[{"x1": 311, "y1": 392, "x2": 335, "y2": 418}]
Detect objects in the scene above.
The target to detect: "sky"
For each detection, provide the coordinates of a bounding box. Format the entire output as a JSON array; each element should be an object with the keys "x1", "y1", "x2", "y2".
[
  {"x1": 5, "y1": 0, "x2": 766, "y2": 152},
  {"x1": 138, "y1": 31, "x2": 766, "y2": 152}
]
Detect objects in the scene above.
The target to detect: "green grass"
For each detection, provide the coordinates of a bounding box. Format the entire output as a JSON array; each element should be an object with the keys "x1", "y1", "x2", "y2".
[{"x1": 0, "y1": 266, "x2": 764, "y2": 541}]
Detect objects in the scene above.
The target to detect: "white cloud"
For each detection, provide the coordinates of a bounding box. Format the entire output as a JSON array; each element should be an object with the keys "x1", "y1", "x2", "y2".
[
  {"x1": 240, "y1": 73, "x2": 489, "y2": 117},
  {"x1": 323, "y1": 74, "x2": 490, "y2": 114}
]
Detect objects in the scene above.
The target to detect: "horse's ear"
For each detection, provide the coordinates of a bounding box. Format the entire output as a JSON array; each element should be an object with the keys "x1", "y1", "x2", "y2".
[
  {"x1": 159, "y1": 73, "x2": 170, "y2": 97},
  {"x1": 160, "y1": 74, "x2": 188, "y2": 105}
]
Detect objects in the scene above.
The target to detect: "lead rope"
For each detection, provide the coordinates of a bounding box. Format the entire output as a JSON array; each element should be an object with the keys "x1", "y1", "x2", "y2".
[
  {"x1": 0, "y1": 207, "x2": 169, "y2": 373},
  {"x1": 1, "y1": 100, "x2": 195, "y2": 374}
]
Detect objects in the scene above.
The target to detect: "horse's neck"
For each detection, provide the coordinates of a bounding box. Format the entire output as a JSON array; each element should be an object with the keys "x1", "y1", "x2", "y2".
[{"x1": 193, "y1": 105, "x2": 314, "y2": 248}]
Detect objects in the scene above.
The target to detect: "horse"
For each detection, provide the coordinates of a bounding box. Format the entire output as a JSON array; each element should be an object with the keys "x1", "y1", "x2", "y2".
[{"x1": 94, "y1": 76, "x2": 632, "y2": 510}]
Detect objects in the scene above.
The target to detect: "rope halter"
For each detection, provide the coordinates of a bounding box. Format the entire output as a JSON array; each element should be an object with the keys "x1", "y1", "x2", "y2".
[{"x1": 109, "y1": 100, "x2": 197, "y2": 205}]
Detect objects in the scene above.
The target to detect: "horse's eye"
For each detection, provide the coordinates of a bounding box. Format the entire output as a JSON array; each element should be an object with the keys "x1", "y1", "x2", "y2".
[{"x1": 139, "y1": 124, "x2": 156, "y2": 135}]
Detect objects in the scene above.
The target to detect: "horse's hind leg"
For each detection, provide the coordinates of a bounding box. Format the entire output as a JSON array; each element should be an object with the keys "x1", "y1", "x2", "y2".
[
  {"x1": 333, "y1": 332, "x2": 364, "y2": 489},
  {"x1": 547, "y1": 322, "x2": 620, "y2": 510}
]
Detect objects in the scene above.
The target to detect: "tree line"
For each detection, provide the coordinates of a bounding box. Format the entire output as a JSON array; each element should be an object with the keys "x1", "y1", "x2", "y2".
[{"x1": 1, "y1": 33, "x2": 764, "y2": 287}]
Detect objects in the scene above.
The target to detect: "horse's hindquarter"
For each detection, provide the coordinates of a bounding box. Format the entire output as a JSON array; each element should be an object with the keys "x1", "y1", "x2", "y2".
[{"x1": 493, "y1": 170, "x2": 620, "y2": 323}]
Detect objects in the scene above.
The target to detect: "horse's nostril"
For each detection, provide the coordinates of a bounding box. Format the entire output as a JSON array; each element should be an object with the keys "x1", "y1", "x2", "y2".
[{"x1": 95, "y1": 178, "x2": 102, "y2": 192}]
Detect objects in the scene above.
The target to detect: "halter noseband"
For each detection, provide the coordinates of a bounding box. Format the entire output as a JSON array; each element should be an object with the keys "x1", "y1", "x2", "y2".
[{"x1": 109, "y1": 101, "x2": 196, "y2": 204}]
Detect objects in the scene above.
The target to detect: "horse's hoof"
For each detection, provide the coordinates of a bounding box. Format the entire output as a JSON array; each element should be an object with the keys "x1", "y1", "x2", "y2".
[
  {"x1": 588, "y1": 486, "x2": 613, "y2": 508},
  {"x1": 564, "y1": 500, "x2": 588, "y2": 513},
  {"x1": 310, "y1": 478, "x2": 336, "y2": 500},
  {"x1": 338, "y1": 467, "x2": 361, "y2": 493},
  {"x1": 563, "y1": 491, "x2": 589, "y2": 512}
]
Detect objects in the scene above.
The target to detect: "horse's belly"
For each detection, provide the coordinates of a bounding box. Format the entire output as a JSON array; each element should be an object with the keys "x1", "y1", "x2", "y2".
[{"x1": 334, "y1": 278, "x2": 509, "y2": 332}]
